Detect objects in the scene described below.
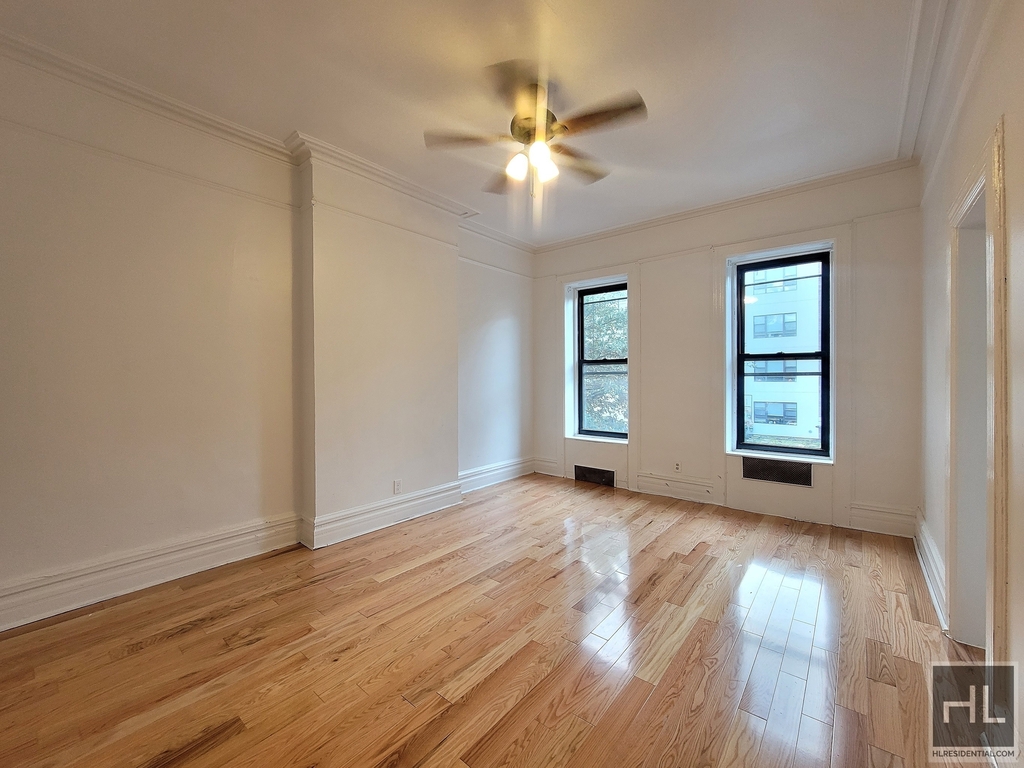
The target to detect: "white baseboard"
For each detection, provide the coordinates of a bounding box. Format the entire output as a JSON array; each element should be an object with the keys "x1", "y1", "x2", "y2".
[
  {"x1": 848, "y1": 502, "x2": 919, "y2": 538},
  {"x1": 915, "y1": 521, "x2": 949, "y2": 630},
  {"x1": 532, "y1": 457, "x2": 562, "y2": 477},
  {"x1": 0, "y1": 514, "x2": 299, "y2": 633},
  {"x1": 459, "y1": 458, "x2": 535, "y2": 493},
  {"x1": 636, "y1": 472, "x2": 716, "y2": 504},
  {"x1": 303, "y1": 480, "x2": 463, "y2": 549}
]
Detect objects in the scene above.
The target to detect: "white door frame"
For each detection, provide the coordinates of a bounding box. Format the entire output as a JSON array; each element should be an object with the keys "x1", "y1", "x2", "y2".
[{"x1": 945, "y1": 118, "x2": 1009, "y2": 661}]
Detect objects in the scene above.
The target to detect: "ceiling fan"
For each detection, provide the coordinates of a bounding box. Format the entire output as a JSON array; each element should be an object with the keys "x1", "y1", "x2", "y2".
[{"x1": 424, "y1": 61, "x2": 647, "y2": 194}]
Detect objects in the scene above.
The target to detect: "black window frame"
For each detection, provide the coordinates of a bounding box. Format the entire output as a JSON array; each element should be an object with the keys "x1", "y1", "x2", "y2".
[
  {"x1": 577, "y1": 283, "x2": 628, "y2": 439},
  {"x1": 736, "y1": 252, "x2": 831, "y2": 458}
]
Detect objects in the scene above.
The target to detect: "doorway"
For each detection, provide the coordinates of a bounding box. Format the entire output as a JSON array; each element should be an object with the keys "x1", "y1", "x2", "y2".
[
  {"x1": 946, "y1": 121, "x2": 1008, "y2": 661},
  {"x1": 950, "y1": 192, "x2": 987, "y2": 649}
]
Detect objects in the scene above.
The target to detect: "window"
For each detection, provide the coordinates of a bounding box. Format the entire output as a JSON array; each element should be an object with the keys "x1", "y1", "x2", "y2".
[
  {"x1": 736, "y1": 252, "x2": 830, "y2": 456},
  {"x1": 751, "y1": 359, "x2": 797, "y2": 382},
  {"x1": 753, "y1": 401, "x2": 798, "y2": 425},
  {"x1": 752, "y1": 313, "x2": 797, "y2": 338},
  {"x1": 751, "y1": 266, "x2": 798, "y2": 295},
  {"x1": 578, "y1": 284, "x2": 628, "y2": 437}
]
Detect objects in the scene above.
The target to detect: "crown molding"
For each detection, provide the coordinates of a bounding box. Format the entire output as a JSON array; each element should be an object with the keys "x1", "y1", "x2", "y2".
[
  {"x1": 895, "y1": 0, "x2": 949, "y2": 159},
  {"x1": 0, "y1": 29, "x2": 293, "y2": 164},
  {"x1": 921, "y1": 0, "x2": 1007, "y2": 198},
  {"x1": 535, "y1": 158, "x2": 918, "y2": 254},
  {"x1": 286, "y1": 131, "x2": 477, "y2": 219},
  {"x1": 458, "y1": 218, "x2": 534, "y2": 253}
]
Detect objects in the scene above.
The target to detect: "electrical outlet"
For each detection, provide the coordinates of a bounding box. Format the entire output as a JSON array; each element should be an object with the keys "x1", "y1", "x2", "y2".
[
  {"x1": 393, "y1": 479, "x2": 402, "y2": 494},
  {"x1": 674, "y1": 462, "x2": 681, "y2": 473}
]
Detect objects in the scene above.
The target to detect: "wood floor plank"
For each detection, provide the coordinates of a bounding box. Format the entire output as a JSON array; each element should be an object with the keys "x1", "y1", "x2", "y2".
[
  {"x1": 793, "y1": 714, "x2": 833, "y2": 768},
  {"x1": 754, "y1": 671, "x2": 806, "y2": 767},
  {"x1": 831, "y1": 705, "x2": 869, "y2": 768},
  {"x1": 803, "y1": 645, "x2": 839, "y2": 726},
  {"x1": 740, "y1": 645, "x2": 784, "y2": 720},
  {"x1": 716, "y1": 709, "x2": 767, "y2": 768},
  {"x1": 867, "y1": 679, "x2": 904, "y2": 757}
]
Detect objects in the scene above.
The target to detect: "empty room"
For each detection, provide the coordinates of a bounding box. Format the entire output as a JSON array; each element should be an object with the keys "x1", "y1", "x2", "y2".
[{"x1": 1, "y1": 0, "x2": 1022, "y2": 766}]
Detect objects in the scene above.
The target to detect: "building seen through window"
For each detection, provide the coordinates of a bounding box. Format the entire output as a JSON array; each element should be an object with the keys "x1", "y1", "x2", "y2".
[{"x1": 736, "y1": 254, "x2": 830, "y2": 456}]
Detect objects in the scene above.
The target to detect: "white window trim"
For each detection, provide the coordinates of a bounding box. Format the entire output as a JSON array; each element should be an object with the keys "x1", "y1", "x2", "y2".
[
  {"x1": 566, "y1": 275, "x2": 630, "y2": 441},
  {"x1": 724, "y1": 240, "x2": 836, "y2": 464}
]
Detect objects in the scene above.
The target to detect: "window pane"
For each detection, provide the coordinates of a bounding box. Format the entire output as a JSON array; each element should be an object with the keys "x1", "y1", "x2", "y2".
[
  {"x1": 743, "y1": 261, "x2": 822, "y2": 355},
  {"x1": 582, "y1": 289, "x2": 628, "y2": 360},
  {"x1": 743, "y1": 374, "x2": 822, "y2": 451},
  {"x1": 582, "y1": 363, "x2": 628, "y2": 434},
  {"x1": 745, "y1": 358, "x2": 819, "y2": 383}
]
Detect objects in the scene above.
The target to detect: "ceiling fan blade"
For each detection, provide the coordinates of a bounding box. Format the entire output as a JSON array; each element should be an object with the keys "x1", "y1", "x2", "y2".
[
  {"x1": 485, "y1": 59, "x2": 539, "y2": 112},
  {"x1": 424, "y1": 131, "x2": 514, "y2": 148},
  {"x1": 559, "y1": 91, "x2": 647, "y2": 136},
  {"x1": 550, "y1": 144, "x2": 610, "y2": 184},
  {"x1": 484, "y1": 171, "x2": 510, "y2": 194}
]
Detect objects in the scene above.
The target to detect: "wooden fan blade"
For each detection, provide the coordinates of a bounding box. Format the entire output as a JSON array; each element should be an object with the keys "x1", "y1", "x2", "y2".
[
  {"x1": 424, "y1": 131, "x2": 514, "y2": 148},
  {"x1": 559, "y1": 91, "x2": 647, "y2": 136},
  {"x1": 550, "y1": 144, "x2": 609, "y2": 184},
  {"x1": 485, "y1": 59, "x2": 539, "y2": 112},
  {"x1": 484, "y1": 171, "x2": 510, "y2": 194}
]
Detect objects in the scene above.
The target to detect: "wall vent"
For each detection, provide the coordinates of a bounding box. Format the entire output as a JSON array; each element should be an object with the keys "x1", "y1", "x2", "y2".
[
  {"x1": 574, "y1": 465, "x2": 615, "y2": 487},
  {"x1": 742, "y1": 457, "x2": 812, "y2": 487}
]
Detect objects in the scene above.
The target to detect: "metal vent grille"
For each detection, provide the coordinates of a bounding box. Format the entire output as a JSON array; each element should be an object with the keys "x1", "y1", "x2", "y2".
[
  {"x1": 742, "y1": 457, "x2": 812, "y2": 487},
  {"x1": 574, "y1": 465, "x2": 615, "y2": 487}
]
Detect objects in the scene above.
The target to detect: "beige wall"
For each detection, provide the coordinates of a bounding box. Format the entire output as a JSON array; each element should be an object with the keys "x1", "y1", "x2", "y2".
[
  {"x1": 300, "y1": 153, "x2": 462, "y2": 545},
  {"x1": 457, "y1": 229, "x2": 534, "y2": 489},
  {"x1": 0, "y1": 55, "x2": 296, "y2": 629}
]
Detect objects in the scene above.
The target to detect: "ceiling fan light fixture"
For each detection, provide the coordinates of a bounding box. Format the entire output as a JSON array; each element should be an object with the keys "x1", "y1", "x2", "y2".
[
  {"x1": 505, "y1": 152, "x2": 529, "y2": 181},
  {"x1": 536, "y1": 159, "x2": 559, "y2": 183},
  {"x1": 528, "y1": 140, "x2": 551, "y2": 167}
]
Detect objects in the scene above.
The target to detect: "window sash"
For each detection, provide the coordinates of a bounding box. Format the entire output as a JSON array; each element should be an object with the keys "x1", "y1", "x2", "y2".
[
  {"x1": 578, "y1": 283, "x2": 628, "y2": 438},
  {"x1": 735, "y1": 252, "x2": 831, "y2": 457}
]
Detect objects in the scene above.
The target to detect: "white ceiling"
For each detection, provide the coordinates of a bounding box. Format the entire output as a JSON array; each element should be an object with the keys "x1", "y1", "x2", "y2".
[{"x1": 0, "y1": 0, "x2": 939, "y2": 246}]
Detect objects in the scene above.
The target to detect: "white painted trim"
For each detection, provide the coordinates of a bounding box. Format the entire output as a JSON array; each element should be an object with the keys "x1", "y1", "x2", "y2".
[
  {"x1": 636, "y1": 472, "x2": 716, "y2": 504},
  {"x1": 304, "y1": 481, "x2": 463, "y2": 549},
  {"x1": 0, "y1": 114, "x2": 296, "y2": 212},
  {"x1": 459, "y1": 219, "x2": 535, "y2": 255},
  {"x1": 534, "y1": 159, "x2": 916, "y2": 254},
  {"x1": 916, "y1": 522, "x2": 949, "y2": 630},
  {"x1": 533, "y1": 457, "x2": 562, "y2": 477},
  {"x1": 459, "y1": 458, "x2": 535, "y2": 493},
  {"x1": 0, "y1": 515, "x2": 299, "y2": 633},
  {"x1": 0, "y1": 29, "x2": 292, "y2": 164},
  {"x1": 309, "y1": 196, "x2": 460, "y2": 250},
  {"x1": 848, "y1": 503, "x2": 918, "y2": 538},
  {"x1": 943, "y1": 120, "x2": 1010, "y2": 662},
  {"x1": 457, "y1": 256, "x2": 532, "y2": 281},
  {"x1": 285, "y1": 132, "x2": 477, "y2": 218},
  {"x1": 895, "y1": 0, "x2": 948, "y2": 159},
  {"x1": 921, "y1": 0, "x2": 1007, "y2": 198}
]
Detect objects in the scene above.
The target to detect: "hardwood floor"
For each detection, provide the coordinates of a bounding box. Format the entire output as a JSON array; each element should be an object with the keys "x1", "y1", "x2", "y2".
[{"x1": 0, "y1": 475, "x2": 981, "y2": 767}]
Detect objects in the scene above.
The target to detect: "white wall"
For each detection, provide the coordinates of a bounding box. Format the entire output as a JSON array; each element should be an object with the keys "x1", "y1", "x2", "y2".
[
  {"x1": 0, "y1": 54, "x2": 297, "y2": 630},
  {"x1": 532, "y1": 164, "x2": 923, "y2": 534},
  {"x1": 457, "y1": 229, "x2": 534, "y2": 492},
  {"x1": 919, "y1": 0, "x2": 1024, "y2": 660},
  {"x1": 293, "y1": 143, "x2": 463, "y2": 547},
  {"x1": 952, "y1": 226, "x2": 988, "y2": 647}
]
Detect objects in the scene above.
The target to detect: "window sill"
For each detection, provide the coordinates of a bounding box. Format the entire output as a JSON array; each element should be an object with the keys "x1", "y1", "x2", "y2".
[
  {"x1": 726, "y1": 448, "x2": 833, "y2": 465},
  {"x1": 569, "y1": 434, "x2": 628, "y2": 445}
]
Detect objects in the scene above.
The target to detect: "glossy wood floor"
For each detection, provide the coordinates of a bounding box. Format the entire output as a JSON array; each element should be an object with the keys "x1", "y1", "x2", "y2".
[{"x1": 0, "y1": 475, "x2": 982, "y2": 768}]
